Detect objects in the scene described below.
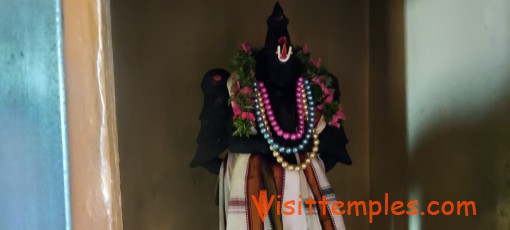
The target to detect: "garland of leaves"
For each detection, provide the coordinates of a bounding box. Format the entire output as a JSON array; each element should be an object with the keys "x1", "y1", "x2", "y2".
[{"x1": 230, "y1": 43, "x2": 345, "y2": 137}]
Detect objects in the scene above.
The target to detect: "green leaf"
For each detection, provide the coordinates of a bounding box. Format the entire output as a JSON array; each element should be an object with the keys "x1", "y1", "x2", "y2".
[
  {"x1": 232, "y1": 117, "x2": 253, "y2": 137},
  {"x1": 323, "y1": 101, "x2": 339, "y2": 122},
  {"x1": 311, "y1": 84, "x2": 324, "y2": 103}
]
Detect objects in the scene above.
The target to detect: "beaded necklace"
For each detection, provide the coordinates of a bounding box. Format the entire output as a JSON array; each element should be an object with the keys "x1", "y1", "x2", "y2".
[
  {"x1": 230, "y1": 43, "x2": 346, "y2": 170},
  {"x1": 254, "y1": 77, "x2": 318, "y2": 171}
]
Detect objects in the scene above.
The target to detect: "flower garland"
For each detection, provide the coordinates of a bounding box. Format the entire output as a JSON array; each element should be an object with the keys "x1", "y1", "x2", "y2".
[{"x1": 230, "y1": 43, "x2": 345, "y2": 137}]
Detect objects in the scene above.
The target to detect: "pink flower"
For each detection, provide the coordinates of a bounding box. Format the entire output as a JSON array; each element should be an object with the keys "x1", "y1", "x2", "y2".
[
  {"x1": 317, "y1": 89, "x2": 335, "y2": 110},
  {"x1": 232, "y1": 100, "x2": 255, "y2": 122},
  {"x1": 302, "y1": 44, "x2": 310, "y2": 54},
  {"x1": 241, "y1": 112, "x2": 256, "y2": 122},
  {"x1": 312, "y1": 76, "x2": 329, "y2": 93},
  {"x1": 328, "y1": 105, "x2": 346, "y2": 128},
  {"x1": 318, "y1": 91, "x2": 335, "y2": 109},
  {"x1": 312, "y1": 76, "x2": 336, "y2": 109},
  {"x1": 232, "y1": 101, "x2": 242, "y2": 117},
  {"x1": 239, "y1": 86, "x2": 253, "y2": 95},
  {"x1": 240, "y1": 43, "x2": 252, "y2": 53},
  {"x1": 310, "y1": 58, "x2": 321, "y2": 68},
  {"x1": 311, "y1": 75, "x2": 325, "y2": 82}
]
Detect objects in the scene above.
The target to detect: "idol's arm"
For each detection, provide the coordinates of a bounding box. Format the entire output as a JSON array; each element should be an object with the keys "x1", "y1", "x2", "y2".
[{"x1": 190, "y1": 69, "x2": 231, "y2": 174}]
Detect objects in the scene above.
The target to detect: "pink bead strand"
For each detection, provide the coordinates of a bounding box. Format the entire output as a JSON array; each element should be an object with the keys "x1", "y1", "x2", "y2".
[{"x1": 257, "y1": 77, "x2": 306, "y2": 140}]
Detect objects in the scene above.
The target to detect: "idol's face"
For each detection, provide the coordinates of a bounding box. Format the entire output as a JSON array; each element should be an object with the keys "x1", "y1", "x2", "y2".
[{"x1": 259, "y1": 43, "x2": 301, "y2": 88}]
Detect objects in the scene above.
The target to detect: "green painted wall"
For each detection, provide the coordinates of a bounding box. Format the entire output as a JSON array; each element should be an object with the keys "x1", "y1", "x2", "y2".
[{"x1": 0, "y1": 0, "x2": 70, "y2": 229}]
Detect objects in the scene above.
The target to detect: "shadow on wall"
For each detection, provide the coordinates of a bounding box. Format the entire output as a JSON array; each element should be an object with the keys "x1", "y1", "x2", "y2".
[
  {"x1": 408, "y1": 88, "x2": 510, "y2": 229},
  {"x1": 404, "y1": 0, "x2": 510, "y2": 228},
  {"x1": 370, "y1": 0, "x2": 510, "y2": 229},
  {"x1": 368, "y1": 0, "x2": 409, "y2": 228}
]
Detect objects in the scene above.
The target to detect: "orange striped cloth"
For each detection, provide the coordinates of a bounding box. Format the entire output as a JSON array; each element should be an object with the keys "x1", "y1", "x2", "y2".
[{"x1": 218, "y1": 152, "x2": 346, "y2": 230}]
